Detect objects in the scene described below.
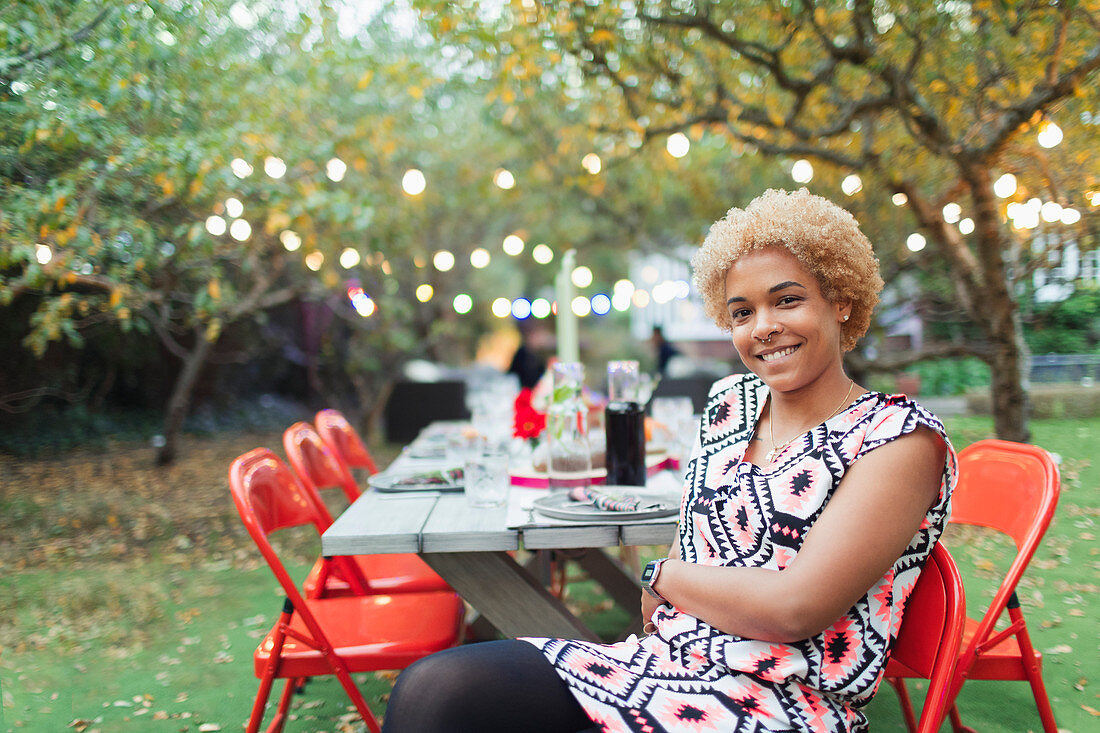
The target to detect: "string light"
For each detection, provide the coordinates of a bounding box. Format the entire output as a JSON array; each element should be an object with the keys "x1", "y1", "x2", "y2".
[
  {"x1": 666, "y1": 133, "x2": 690, "y2": 158},
  {"x1": 532, "y1": 243, "x2": 554, "y2": 264},
  {"x1": 415, "y1": 284, "x2": 434, "y2": 302},
  {"x1": 280, "y1": 230, "x2": 301, "y2": 251},
  {"x1": 511, "y1": 298, "x2": 532, "y2": 319},
  {"x1": 339, "y1": 248, "x2": 361, "y2": 269},
  {"x1": 906, "y1": 233, "x2": 926, "y2": 252},
  {"x1": 491, "y1": 298, "x2": 511, "y2": 318},
  {"x1": 571, "y1": 265, "x2": 593, "y2": 288},
  {"x1": 841, "y1": 174, "x2": 862, "y2": 195},
  {"x1": 993, "y1": 173, "x2": 1017, "y2": 198},
  {"x1": 225, "y1": 197, "x2": 244, "y2": 218},
  {"x1": 502, "y1": 234, "x2": 524, "y2": 256},
  {"x1": 470, "y1": 248, "x2": 491, "y2": 268},
  {"x1": 402, "y1": 168, "x2": 426, "y2": 195},
  {"x1": 791, "y1": 159, "x2": 813, "y2": 183},
  {"x1": 531, "y1": 298, "x2": 552, "y2": 318},
  {"x1": 230, "y1": 158, "x2": 253, "y2": 178},
  {"x1": 433, "y1": 250, "x2": 455, "y2": 272},
  {"x1": 453, "y1": 293, "x2": 472, "y2": 314},
  {"x1": 229, "y1": 219, "x2": 251, "y2": 241},
  {"x1": 205, "y1": 215, "x2": 227, "y2": 236},
  {"x1": 264, "y1": 156, "x2": 286, "y2": 179},
  {"x1": 326, "y1": 158, "x2": 347, "y2": 182},
  {"x1": 582, "y1": 153, "x2": 602, "y2": 174},
  {"x1": 493, "y1": 168, "x2": 515, "y2": 190}
]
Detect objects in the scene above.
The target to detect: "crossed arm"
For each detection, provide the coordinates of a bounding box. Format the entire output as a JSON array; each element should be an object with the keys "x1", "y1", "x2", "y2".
[{"x1": 642, "y1": 426, "x2": 946, "y2": 643}]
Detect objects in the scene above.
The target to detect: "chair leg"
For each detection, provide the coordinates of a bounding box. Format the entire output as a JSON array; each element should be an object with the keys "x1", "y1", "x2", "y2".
[
  {"x1": 947, "y1": 703, "x2": 974, "y2": 733},
  {"x1": 264, "y1": 679, "x2": 297, "y2": 733},
  {"x1": 328, "y1": 666, "x2": 382, "y2": 733},
  {"x1": 249, "y1": 600, "x2": 293, "y2": 733},
  {"x1": 1011, "y1": 610, "x2": 1058, "y2": 733},
  {"x1": 887, "y1": 678, "x2": 918, "y2": 733}
]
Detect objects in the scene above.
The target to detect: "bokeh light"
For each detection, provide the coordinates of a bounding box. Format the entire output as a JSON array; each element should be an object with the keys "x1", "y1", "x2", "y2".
[
  {"x1": 791, "y1": 159, "x2": 813, "y2": 183},
  {"x1": 415, "y1": 284, "x2": 434, "y2": 302},
  {"x1": 453, "y1": 293, "x2": 473, "y2": 314},
  {"x1": 225, "y1": 197, "x2": 244, "y2": 218},
  {"x1": 230, "y1": 158, "x2": 253, "y2": 178},
  {"x1": 993, "y1": 173, "x2": 1017, "y2": 198},
  {"x1": 841, "y1": 174, "x2": 862, "y2": 196},
  {"x1": 339, "y1": 248, "x2": 360, "y2": 269},
  {"x1": 326, "y1": 158, "x2": 347, "y2": 182},
  {"x1": 958, "y1": 218, "x2": 975, "y2": 235},
  {"x1": 304, "y1": 251, "x2": 324, "y2": 271},
  {"x1": 571, "y1": 295, "x2": 591, "y2": 317},
  {"x1": 493, "y1": 168, "x2": 515, "y2": 190},
  {"x1": 531, "y1": 298, "x2": 552, "y2": 318},
  {"x1": 532, "y1": 243, "x2": 554, "y2": 264},
  {"x1": 264, "y1": 156, "x2": 286, "y2": 179},
  {"x1": 502, "y1": 234, "x2": 525, "y2": 256},
  {"x1": 892, "y1": 192, "x2": 908, "y2": 206},
  {"x1": 1037, "y1": 120, "x2": 1063, "y2": 148},
  {"x1": 666, "y1": 133, "x2": 690, "y2": 158},
  {"x1": 205, "y1": 215, "x2": 227, "y2": 236},
  {"x1": 582, "y1": 153, "x2": 602, "y2": 174},
  {"x1": 470, "y1": 248, "x2": 491, "y2": 268},
  {"x1": 571, "y1": 265, "x2": 593, "y2": 288},
  {"x1": 229, "y1": 219, "x2": 251, "y2": 241},
  {"x1": 942, "y1": 202, "x2": 961, "y2": 224},
  {"x1": 433, "y1": 250, "x2": 455, "y2": 272},
  {"x1": 35, "y1": 243, "x2": 52, "y2": 264},
  {"x1": 402, "y1": 168, "x2": 426, "y2": 195},
  {"x1": 280, "y1": 230, "x2": 301, "y2": 251},
  {"x1": 492, "y1": 297, "x2": 511, "y2": 318},
  {"x1": 511, "y1": 298, "x2": 532, "y2": 319},
  {"x1": 906, "y1": 233, "x2": 926, "y2": 252},
  {"x1": 631, "y1": 289, "x2": 651, "y2": 308},
  {"x1": 591, "y1": 293, "x2": 611, "y2": 315}
]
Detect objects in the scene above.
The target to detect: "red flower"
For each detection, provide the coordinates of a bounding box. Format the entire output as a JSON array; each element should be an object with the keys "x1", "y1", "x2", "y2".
[{"x1": 513, "y1": 387, "x2": 546, "y2": 439}]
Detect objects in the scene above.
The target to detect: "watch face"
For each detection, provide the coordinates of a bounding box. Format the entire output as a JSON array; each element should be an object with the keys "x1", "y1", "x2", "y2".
[{"x1": 642, "y1": 560, "x2": 659, "y2": 583}]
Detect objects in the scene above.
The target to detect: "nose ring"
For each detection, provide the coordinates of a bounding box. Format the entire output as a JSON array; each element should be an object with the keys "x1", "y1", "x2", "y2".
[{"x1": 755, "y1": 331, "x2": 776, "y2": 344}]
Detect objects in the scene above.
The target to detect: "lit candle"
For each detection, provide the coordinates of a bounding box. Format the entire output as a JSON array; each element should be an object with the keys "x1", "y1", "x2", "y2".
[{"x1": 556, "y1": 249, "x2": 579, "y2": 362}]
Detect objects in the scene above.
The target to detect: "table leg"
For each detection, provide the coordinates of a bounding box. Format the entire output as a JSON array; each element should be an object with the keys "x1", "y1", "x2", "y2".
[
  {"x1": 420, "y1": 551, "x2": 601, "y2": 642},
  {"x1": 575, "y1": 549, "x2": 645, "y2": 639}
]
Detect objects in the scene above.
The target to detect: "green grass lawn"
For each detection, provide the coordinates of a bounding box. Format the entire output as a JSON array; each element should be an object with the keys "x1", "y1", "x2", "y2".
[{"x1": 1, "y1": 416, "x2": 1096, "y2": 732}]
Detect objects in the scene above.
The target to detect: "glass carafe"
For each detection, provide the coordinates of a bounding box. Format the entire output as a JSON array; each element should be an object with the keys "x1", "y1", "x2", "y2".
[
  {"x1": 605, "y1": 360, "x2": 647, "y2": 486},
  {"x1": 545, "y1": 362, "x2": 591, "y2": 490}
]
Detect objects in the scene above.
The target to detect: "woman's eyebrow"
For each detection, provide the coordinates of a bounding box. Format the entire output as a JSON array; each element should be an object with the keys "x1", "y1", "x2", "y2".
[
  {"x1": 727, "y1": 280, "x2": 807, "y2": 305},
  {"x1": 769, "y1": 280, "x2": 806, "y2": 293}
]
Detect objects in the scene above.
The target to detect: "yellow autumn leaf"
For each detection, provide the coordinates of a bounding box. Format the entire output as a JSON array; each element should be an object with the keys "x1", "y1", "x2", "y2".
[
  {"x1": 357, "y1": 69, "x2": 374, "y2": 89},
  {"x1": 118, "y1": 307, "x2": 131, "y2": 320},
  {"x1": 207, "y1": 279, "x2": 221, "y2": 300},
  {"x1": 205, "y1": 319, "x2": 222, "y2": 342},
  {"x1": 929, "y1": 79, "x2": 948, "y2": 93},
  {"x1": 88, "y1": 100, "x2": 105, "y2": 114},
  {"x1": 590, "y1": 29, "x2": 615, "y2": 44},
  {"x1": 39, "y1": 225, "x2": 49, "y2": 239},
  {"x1": 35, "y1": 129, "x2": 51, "y2": 141},
  {"x1": 407, "y1": 85, "x2": 424, "y2": 100},
  {"x1": 54, "y1": 196, "x2": 67, "y2": 212},
  {"x1": 109, "y1": 290, "x2": 122, "y2": 307}
]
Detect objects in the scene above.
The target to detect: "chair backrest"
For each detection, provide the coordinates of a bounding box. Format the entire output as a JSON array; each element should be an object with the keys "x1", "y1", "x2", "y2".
[
  {"x1": 284, "y1": 421, "x2": 361, "y2": 512},
  {"x1": 229, "y1": 448, "x2": 333, "y2": 603},
  {"x1": 949, "y1": 438, "x2": 1060, "y2": 659},
  {"x1": 888, "y1": 543, "x2": 966, "y2": 732},
  {"x1": 230, "y1": 447, "x2": 369, "y2": 598},
  {"x1": 951, "y1": 439, "x2": 1060, "y2": 551},
  {"x1": 315, "y1": 409, "x2": 379, "y2": 478}
]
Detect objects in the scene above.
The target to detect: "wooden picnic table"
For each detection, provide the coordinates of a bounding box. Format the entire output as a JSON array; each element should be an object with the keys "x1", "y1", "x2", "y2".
[{"x1": 321, "y1": 426, "x2": 681, "y2": 643}]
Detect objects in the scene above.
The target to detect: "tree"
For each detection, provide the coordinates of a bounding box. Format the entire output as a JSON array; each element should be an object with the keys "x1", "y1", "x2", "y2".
[{"x1": 416, "y1": 0, "x2": 1100, "y2": 441}]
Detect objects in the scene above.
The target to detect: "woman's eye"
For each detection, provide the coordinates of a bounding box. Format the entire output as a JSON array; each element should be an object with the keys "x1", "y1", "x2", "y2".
[
  {"x1": 778, "y1": 296, "x2": 801, "y2": 306},
  {"x1": 731, "y1": 308, "x2": 751, "y2": 320}
]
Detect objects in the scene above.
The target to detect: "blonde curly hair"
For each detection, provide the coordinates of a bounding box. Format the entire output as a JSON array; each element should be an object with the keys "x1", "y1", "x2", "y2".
[{"x1": 690, "y1": 188, "x2": 884, "y2": 352}]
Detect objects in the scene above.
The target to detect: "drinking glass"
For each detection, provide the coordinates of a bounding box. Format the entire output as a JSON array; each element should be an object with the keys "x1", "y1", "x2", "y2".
[{"x1": 464, "y1": 445, "x2": 511, "y2": 509}]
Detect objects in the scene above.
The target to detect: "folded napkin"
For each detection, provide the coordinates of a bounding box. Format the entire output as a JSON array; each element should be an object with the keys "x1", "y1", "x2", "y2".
[
  {"x1": 567, "y1": 486, "x2": 650, "y2": 512},
  {"x1": 383, "y1": 467, "x2": 462, "y2": 488}
]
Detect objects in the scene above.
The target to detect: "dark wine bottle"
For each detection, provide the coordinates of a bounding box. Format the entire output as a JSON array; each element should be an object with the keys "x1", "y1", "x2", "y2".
[{"x1": 605, "y1": 400, "x2": 646, "y2": 486}]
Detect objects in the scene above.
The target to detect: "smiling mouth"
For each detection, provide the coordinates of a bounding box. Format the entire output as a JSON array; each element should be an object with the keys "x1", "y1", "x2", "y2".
[{"x1": 759, "y1": 345, "x2": 799, "y2": 363}]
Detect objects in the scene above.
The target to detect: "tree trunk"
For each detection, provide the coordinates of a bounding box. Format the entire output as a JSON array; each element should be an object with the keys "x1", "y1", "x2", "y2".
[
  {"x1": 987, "y1": 315, "x2": 1031, "y2": 443},
  {"x1": 156, "y1": 334, "x2": 215, "y2": 466}
]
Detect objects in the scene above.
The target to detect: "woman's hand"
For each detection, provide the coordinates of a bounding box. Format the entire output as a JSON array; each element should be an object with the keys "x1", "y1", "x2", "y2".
[{"x1": 640, "y1": 587, "x2": 663, "y2": 631}]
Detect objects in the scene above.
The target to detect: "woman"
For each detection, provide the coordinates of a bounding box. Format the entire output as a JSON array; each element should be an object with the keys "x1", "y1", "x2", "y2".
[{"x1": 382, "y1": 189, "x2": 956, "y2": 733}]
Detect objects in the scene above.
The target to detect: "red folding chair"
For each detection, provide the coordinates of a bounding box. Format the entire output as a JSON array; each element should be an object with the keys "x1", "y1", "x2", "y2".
[
  {"x1": 229, "y1": 448, "x2": 464, "y2": 733},
  {"x1": 282, "y1": 422, "x2": 451, "y2": 598},
  {"x1": 315, "y1": 408, "x2": 379, "y2": 486},
  {"x1": 884, "y1": 542, "x2": 967, "y2": 733},
  {"x1": 947, "y1": 439, "x2": 1060, "y2": 732},
  {"x1": 888, "y1": 439, "x2": 1061, "y2": 733}
]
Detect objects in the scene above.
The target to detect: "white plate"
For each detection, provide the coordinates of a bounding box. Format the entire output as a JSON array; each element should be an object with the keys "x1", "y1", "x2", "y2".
[
  {"x1": 531, "y1": 488, "x2": 680, "y2": 522},
  {"x1": 370, "y1": 468, "x2": 463, "y2": 493}
]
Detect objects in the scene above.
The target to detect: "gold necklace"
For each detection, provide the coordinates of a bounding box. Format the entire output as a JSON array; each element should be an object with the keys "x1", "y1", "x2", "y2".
[{"x1": 765, "y1": 380, "x2": 856, "y2": 464}]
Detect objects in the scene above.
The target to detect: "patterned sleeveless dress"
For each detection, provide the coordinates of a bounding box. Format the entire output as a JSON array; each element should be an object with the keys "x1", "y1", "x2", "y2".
[{"x1": 523, "y1": 373, "x2": 956, "y2": 732}]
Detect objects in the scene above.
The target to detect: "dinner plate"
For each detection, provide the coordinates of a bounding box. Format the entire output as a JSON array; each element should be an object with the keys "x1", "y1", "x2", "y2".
[
  {"x1": 530, "y1": 488, "x2": 680, "y2": 521},
  {"x1": 370, "y1": 468, "x2": 463, "y2": 493}
]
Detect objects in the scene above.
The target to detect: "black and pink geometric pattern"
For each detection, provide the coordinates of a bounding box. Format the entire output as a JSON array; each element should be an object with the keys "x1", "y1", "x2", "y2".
[{"x1": 524, "y1": 374, "x2": 956, "y2": 732}]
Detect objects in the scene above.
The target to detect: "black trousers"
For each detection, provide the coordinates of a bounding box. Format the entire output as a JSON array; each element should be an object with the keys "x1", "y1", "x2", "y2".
[{"x1": 382, "y1": 639, "x2": 598, "y2": 733}]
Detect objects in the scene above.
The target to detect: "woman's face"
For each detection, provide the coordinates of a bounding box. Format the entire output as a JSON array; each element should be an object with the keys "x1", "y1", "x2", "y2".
[{"x1": 723, "y1": 246, "x2": 850, "y2": 395}]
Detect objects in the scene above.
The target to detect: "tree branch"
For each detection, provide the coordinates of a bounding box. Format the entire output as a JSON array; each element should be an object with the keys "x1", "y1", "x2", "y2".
[{"x1": 0, "y1": 7, "x2": 113, "y2": 78}]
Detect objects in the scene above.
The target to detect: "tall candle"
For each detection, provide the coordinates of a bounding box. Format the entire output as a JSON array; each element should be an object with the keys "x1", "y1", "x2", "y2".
[{"x1": 556, "y1": 249, "x2": 579, "y2": 363}]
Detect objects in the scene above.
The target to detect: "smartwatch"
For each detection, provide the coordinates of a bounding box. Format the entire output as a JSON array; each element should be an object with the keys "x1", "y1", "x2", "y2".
[{"x1": 641, "y1": 558, "x2": 668, "y2": 602}]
